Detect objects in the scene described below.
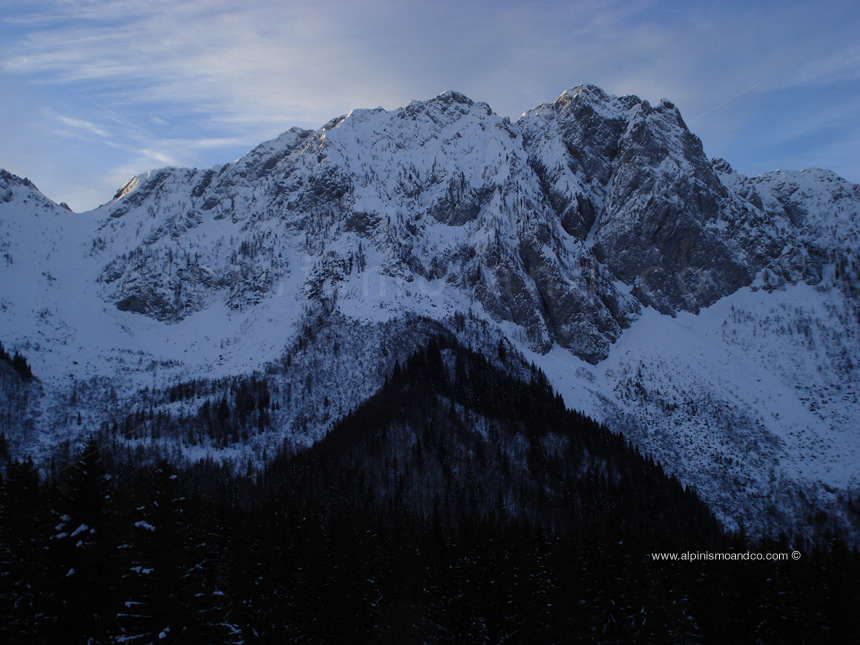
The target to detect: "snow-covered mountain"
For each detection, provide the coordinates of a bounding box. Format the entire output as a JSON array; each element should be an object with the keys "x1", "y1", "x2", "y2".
[{"x1": 1, "y1": 85, "x2": 858, "y2": 540}]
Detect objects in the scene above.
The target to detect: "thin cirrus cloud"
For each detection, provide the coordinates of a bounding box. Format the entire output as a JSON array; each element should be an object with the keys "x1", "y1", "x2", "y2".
[
  {"x1": 54, "y1": 113, "x2": 110, "y2": 139},
  {"x1": 0, "y1": 0, "x2": 858, "y2": 211}
]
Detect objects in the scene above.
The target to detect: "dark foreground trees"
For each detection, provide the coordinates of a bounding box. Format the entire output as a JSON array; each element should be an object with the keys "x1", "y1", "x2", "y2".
[{"x1": 0, "y1": 339, "x2": 857, "y2": 642}]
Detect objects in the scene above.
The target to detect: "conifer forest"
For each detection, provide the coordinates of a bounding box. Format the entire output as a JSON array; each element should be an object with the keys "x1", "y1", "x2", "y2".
[{"x1": 1, "y1": 339, "x2": 857, "y2": 643}]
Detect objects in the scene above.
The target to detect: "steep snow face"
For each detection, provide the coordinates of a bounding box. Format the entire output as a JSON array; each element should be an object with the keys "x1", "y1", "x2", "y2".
[
  {"x1": 0, "y1": 171, "x2": 103, "y2": 380},
  {"x1": 0, "y1": 169, "x2": 314, "y2": 460},
  {"x1": 1, "y1": 86, "x2": 859, "y2": 540}
]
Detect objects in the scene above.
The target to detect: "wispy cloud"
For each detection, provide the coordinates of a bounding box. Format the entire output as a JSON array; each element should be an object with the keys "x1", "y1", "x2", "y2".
[
  {"x1": 5, "y1": 0, "x2": 856, "y2": 125},
  {"x1": 1, "y1": 0, "x2": 858, "y2": 211},
  {"x1": 55, "y1": 113, "x2": 109, "y2": 138},
  {"x1": 0, "y1": 0, "x2": 686, "y2": 127}
]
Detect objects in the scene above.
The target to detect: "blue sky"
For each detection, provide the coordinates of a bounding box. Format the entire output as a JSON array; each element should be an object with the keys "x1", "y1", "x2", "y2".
[{"x1": 1, "y1": 0, "x2": 858, "y2": 212}]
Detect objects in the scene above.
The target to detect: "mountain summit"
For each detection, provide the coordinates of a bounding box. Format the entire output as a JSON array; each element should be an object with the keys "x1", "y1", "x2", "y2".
[{"x1": 1, "y1": 86, "x2": 858, "y2": 540}]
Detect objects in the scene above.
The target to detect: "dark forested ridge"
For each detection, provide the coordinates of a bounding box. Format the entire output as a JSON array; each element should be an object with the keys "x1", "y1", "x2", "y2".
[
  {"x1": 0, "y1": 341, "x2": 33, "y2": 382},
  {"x1": 1, "y1": 339, "x2": 858, "y2": 643}
]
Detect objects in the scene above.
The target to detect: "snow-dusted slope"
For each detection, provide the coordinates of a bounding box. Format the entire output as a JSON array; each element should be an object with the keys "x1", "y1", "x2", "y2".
[
  {"x1": 1, "y1": 86, "x2": 858, "y2": 540},
  {"x1": 531, "y1": 283, "x2": 859, "y2": 534}
]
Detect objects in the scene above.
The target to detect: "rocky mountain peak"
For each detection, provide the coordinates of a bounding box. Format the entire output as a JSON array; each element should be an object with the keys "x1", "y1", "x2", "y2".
[
  {"x1": 430, "y1": 89, "x2": 475, "y2": 105},
  {"x1": 1, "y1": 169, "x2": 42, "y2": 203},
  {"x1": 23, "y1": 85, "x2": 860, "y2": 361},
  {"x1": 0, "y1": 169, "x2": 68, "y2": 214}
]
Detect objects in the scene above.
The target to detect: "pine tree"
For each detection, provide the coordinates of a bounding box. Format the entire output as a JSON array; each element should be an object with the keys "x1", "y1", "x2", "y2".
[
  {"x1": 0, "y1": 458, "x2": 48, "y2": 639},
  {"x1": 44, "y1": 438, "x2": 120, "y2": 642},
  {"x1": 117, "y1": 460, "x2": 188, "y2": 643},
  {"x1": 180, "y1": 500, "x2": 243, "y2": 643}
]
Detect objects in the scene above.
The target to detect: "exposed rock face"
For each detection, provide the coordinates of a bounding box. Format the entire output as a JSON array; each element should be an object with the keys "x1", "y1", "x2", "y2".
[
  {"x1": 520, "y1": 86, "x2": 752, "y2": 315},
  {"x1": 715, "y1": 162, "x2": 860, "y2": 299},
  {"x1": 75, "y1": 85, "x2": 860, "y2": 363},
  {"x1": 1, "y1": 170, "x2": 55, "y2": 208}
]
